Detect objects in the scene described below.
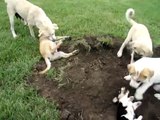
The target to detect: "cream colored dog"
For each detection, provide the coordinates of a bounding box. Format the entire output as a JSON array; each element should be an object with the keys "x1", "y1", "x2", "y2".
[
  {"x1": 124, "y1": 57, "x2": 160, "y2": 100},
  {"x1": 117, "y1": 8, "x2": 153, "y2": 63},
  {"x1": 39, "y1": 35, "x2": 78, "y2": 74},
  {"x1": 5, "y1": 0, "x2": 58, "y2": 39}
]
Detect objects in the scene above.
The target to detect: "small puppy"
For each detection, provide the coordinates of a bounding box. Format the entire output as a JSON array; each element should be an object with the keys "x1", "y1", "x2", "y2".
[
  {"x1": 117, "y1": 8, "x2": 153, "y2": 63},
  {"x1": 5, "y1": 0, "x2": 58, "y2": 39},
  {"x1": 113, "y1": 87, "x2": 143, "y2": 120},
  {"x1": 39, "y1": 35, "x2": 78, "y2": 74},
  {"x1": 124, "y1": 57, "x2": 160, "y2": 100}
]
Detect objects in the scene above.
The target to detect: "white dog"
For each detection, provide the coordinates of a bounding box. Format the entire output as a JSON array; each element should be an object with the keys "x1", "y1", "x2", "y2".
[
  {"x1": 113, "y1": 87, "x2": 143, "y2": 120},
  {"x1": 124, "y1": 57, "x2": 160, "y2": 100},
  {"x1": 5, "y1": 0, "x2": 58, "y2": 39},
  {"x1": 117, "y1": 8, "x2": 153, "y2": 63},
  {"x1": 39, "y1": 35, "x2": 79, "y2": 74}
]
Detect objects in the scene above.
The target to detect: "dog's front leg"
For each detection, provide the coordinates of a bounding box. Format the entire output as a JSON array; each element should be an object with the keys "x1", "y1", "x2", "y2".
[
  {"x1": 7, "y1": 9, "x2": 17, "y2": 38},
  {"x1": 56, "y1": 36, "x2": 71, "y2": 41},
  {"x1": 129, "y1": 80, "x2": 141, "y2": 89},
  {"x1": 28, "y1": 25, "x2": 35, "y2": 38},
  {"x1": 130, "y1": 51, "x2": 135, "y2": 63},
  {"x1": 135, "y1": 82, "x2": 153, "y2": 100}
]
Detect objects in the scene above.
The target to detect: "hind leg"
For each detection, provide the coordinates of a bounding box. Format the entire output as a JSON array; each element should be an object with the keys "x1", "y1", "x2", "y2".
[
  {"x1": 50, "y1": 50, "x2": 79, "y2": 61},
  {"x1": 7, "y1": 6, "x2": 17, "y2": 38}
]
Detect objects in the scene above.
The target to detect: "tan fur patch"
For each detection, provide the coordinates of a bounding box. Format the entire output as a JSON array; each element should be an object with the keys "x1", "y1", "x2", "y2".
[
  {"x1": 127, "y1": 64, "x2": 136, "y2": 75},
  {"x1": 139, "y1": 68, "x2": 154, "y2": 81}
]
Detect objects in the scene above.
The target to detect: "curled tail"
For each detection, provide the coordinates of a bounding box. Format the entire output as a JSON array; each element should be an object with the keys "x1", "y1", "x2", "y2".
[{"x1": 125, "y1": 8, "x2": 137, "y2": 25}]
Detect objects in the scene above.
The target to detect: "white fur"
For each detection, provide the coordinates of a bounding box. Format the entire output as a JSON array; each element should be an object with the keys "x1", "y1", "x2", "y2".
[
  {"x1": 124, "y1": 57, "x2": 160, "y2": 100},
  {"x1": 5, "y1": 0, "x2": 58, "y2": 39},
  {"x1": 113, "y1": 87, "x2": 143, "y2": 120},
  {"x1": 117, "y1": 8, "x2": 153, "y2": 63}
]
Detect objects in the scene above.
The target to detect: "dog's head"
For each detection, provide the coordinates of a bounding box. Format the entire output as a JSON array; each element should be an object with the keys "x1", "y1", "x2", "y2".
[
  {"x1": 133, "y1": 44, "x2": 153, "y2": 57},
  {"x1": 127, "y1": 64, "x2": 154, "y2": 82},
  {"x1": 38, "y1": 22, "x2": 59, "y2": 40}
]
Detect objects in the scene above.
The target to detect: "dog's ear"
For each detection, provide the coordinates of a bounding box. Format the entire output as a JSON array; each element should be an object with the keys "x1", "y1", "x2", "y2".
[
  {"x1": 127, "y1": 64, "x2": 135, "y2": 74},
  {"x1": 53, "y1": 23, "x2": 59, "y2": 30},
  {"x1": 139, "y1": 68, "x2": 154, "y2": 81}
]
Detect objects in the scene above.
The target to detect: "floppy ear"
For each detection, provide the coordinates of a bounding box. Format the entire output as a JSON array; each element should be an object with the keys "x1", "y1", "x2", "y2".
[
  {"x1": 53, "y1": 23, "x2": 59, "y2": 30},
  {"x1": 127, "y1": 64, "x2": 135, "y2": 74},
  {"x1": 139, "y1": 68, "x2": 154, "y2": 80}
]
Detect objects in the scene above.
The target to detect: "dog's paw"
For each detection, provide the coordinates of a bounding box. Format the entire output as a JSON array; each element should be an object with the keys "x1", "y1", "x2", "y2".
[
  {"x1": 64, "y1": 36, "x2": 71, "y2": 40},
  {"x1": 124, "y1": 75, "x2": 131, "y2": 81},
  {"x1": 153, "y1": 85, "x2": 160, "y2": 92},
  {"x1": 72, "y1": 49, "x2": 79, "y2": 55},
  {"x1": 135, "y1": 93, "x2": 143, "y2": 100},
  {"x1": 154, "y1": 93, "x2": 160, "y2": 100},
  {"x1": 117, "y1": 51, "x2": 122, "y2": 57},
  {"x1": 112, "y1": 97, "x2": 118, "y2": 103},
  {"x1": 135, "y1": 115, "x2": 143, "y2": 120}
]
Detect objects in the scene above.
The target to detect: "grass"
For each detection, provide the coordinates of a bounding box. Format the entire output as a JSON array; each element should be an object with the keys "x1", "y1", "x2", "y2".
[{"x1": 0, "y1": 0, "x2": 160, "y2": 119}]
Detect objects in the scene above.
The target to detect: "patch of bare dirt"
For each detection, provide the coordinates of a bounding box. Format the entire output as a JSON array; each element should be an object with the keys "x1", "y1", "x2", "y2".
[{"x1": 27, "y1": 36, "x2": 160, "y2": 120}]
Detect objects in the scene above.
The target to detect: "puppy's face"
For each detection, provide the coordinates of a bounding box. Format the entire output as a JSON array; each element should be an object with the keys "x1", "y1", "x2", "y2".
[
  {"x1": 39, "y1": 23, "x2": 59, "y2": 40},
  {"x1": 127, "y1": 64, "x2": 154, "y2": 82}
]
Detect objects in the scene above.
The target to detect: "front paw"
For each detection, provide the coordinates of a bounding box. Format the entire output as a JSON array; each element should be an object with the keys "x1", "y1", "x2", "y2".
[
  {"x1": 117, "y1": 51, "x2": 122, "y2": 57},
  {"x1": 135, "y1": 92, "x2": 143, "y2": 100},
  {"x1": 124, "y1": 75, "x2": 131, "y2": 81},
  {"x1": 154, "y1": 93, "x2": 160, "y2": 100}
]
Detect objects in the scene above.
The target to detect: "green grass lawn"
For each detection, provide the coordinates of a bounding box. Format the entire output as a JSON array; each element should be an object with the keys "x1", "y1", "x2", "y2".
[{"x1": 0, "y1": 0, "x2": 160, "y2": 119}]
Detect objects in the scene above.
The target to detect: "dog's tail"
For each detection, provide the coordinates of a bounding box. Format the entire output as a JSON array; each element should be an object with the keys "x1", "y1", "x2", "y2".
[
  {"x1": 39, "y1": 58, "x2": 51, "y2": 74},
  {"x1": 125, "y1": 8, "x2": 137, "y2": 26}
]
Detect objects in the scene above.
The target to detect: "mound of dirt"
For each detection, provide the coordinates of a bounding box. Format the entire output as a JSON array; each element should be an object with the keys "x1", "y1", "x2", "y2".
[{"x1": 27, "y1": 36, "x2": 160, "y2": 120}]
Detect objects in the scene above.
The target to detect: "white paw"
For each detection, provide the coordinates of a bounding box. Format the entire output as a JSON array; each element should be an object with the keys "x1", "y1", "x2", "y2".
[
  {"x1": 117, "y1": 51, "x2": 122, "y2": 57},
  {"x1": 124, "y1": 75, "x2": 131, "y2": 81},
  {"x1": 13, "y1": 34, "x2": 17, "y2": 38},
  {"x1": 135, "y1": 115, "x2": 143, "y2": 120},
  {"x1": 129, "y1": 80, "x2": 140, "y2": 89},
  {"x1": 154, "y1": 93, "x2": 160, "y2": 100},
  {"x1": 135, "y1": 93, "x2": 143, "y2": 100},
  {"x1": 153, "y1": 85, "x2": 160, "y2": 92}
]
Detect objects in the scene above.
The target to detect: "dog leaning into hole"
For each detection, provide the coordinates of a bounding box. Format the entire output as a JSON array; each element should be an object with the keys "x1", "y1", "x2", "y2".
[
  {"x1": 113, "y1": 87, "x2": 143, "y2": 120},
  {"x1": 5, "y1": 0, "x2": 58, "y2": 39},
  {"x1": 117, "y1": 8, "x2": 153, "y2": 63}
]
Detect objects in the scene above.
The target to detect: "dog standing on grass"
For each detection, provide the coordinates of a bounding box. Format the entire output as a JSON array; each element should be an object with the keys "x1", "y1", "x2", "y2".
[
  {"x1": 117, "y1": 8, "x2": 153, "y2": 63},
  {"x1": 5, "y1": 0, "x2": 58, "y2": 39},
  {"x1": 39, "y1": 35, "x2": 79, "y2": 74}
]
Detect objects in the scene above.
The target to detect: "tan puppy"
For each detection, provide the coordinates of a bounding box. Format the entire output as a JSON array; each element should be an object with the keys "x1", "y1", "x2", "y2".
[
  {"x1": 39, "y1": 35, "x2": 78, "y2": 74},
  {"x1": 5, "y1": 0, "x2": 58, "y2": 39},
  {"x1": 124, "y1": 57, "x2": 160, "y2": 100},
  {"x1": 117, "y1": 8, "x2": 153, "y2": 63}
]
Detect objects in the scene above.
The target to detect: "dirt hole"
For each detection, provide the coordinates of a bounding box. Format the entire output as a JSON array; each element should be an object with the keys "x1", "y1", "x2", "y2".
[{"x1": 27, "y1": 35, "x2": 160, "y2": 120}]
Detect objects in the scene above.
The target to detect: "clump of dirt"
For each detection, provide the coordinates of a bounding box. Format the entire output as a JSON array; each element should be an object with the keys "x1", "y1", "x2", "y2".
[{"x1": 27, "y1": 36, "x2": 160, "y2": 120}]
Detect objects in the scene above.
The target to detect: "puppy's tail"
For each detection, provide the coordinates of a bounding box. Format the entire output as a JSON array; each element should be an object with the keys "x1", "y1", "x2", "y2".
[
  {"x1": 125, "y1": 8, "x2": 137, "y2": 26},
  {"x1": 39, "y1": 58, "x2": 51, "y2": 74}
]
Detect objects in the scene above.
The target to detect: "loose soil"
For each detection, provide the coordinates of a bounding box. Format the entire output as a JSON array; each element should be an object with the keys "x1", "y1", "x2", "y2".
[{"x1": 27, "y1": 36, "x2": 160, "y2": 120}]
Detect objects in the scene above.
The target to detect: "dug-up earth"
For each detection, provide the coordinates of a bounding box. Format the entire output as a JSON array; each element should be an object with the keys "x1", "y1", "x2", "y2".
[{"x1": 27, "y1": 36, "x2": 160, "y2": 120}]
